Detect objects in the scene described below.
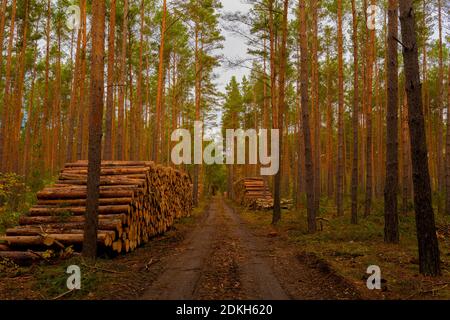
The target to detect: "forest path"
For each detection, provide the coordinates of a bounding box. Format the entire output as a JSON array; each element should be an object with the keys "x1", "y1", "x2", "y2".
[{"x1": 141, "y1": 195, "x2": 360, "y2": 300}]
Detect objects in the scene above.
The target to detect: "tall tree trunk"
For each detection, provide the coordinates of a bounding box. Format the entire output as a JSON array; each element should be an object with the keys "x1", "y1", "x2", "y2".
[
  {"x1": 76, "y1": 8, "x2": 88, "y2": 161},
  {"x1": 50, "y1": 21, "x2": 62, "y2": 173},
  {"x1": 23, "y1": 38, "x2": 39, "y2": 176},
  {"x1": 312, "y1": 0, "x2": 321, "y2": 216},
  {"x1": 436, "y1": 0, "x2": 444, "y2": 213},
  {"x1": 376, "y1": 65, "x2": 384, "y2": 197},
  {"x1": 350, "y1": 0, "x2": 359, "y2": 224},
  {"x1": 11, "y1": 0, "x2": 29, "y2": 173},
  {"x1": 42, "y1": 0, "x2": 52, "y2": 170},
  {"x1": 299, "y1": 0, "x2": 316, "y2": 233},
  {"x1": 296, "y1": 41, "x2": 305, "y2": 203},
  {"x1": 421, "y1": 0, "x2": 432, "y2": 190},
  {"x1": 399, "y1": 0, "x2": 440, "y2": 276},
  {"x1": 104, "y1": 0, "x2": 116, "y2": 160},
  {"x1": 153, "y1": 0, "x2": 167, "y2": 163},
  {"x1": 272, "y1": 0, "x2": 288, "y2": 225},
  {"x1": 192, "y1": 18, "x2": 201, "y2": 206},
  {"x1": 134, "y1": 0, "x2": 145, "y2": 161},
  {"x1": 0, "y1": 0, "x2": 8, "y2": 84},
  {"x1": 446, "y1": 64, "x2": 450, "y2": 215},
  {"x1": 83, "y1": 0, "x2": 106, "y2": 259},
  {"x1": 325, "y1": 58, "x2": 333, "y2": 199},
  {"x1": 384, "y1": 0, "x2": 399, "y2": 243},
  {"x1": 336, "y1": 0, "x2": 344, "y2": 216},
  {"x1": 364, "y1": 0, "x2": 376, "y2": 217},
  {"x1": 0, "y1": 0, "x2": 17, "y2": 172},
  {"x1": 66, "y1": 12, "x2": 84, "y2": 163},
  {"x1": 116, "y1": 0, "x2": 128, "y2": 161},
  {"x1": 401, "y1": 96, "x2": 410, "y2": 215}
]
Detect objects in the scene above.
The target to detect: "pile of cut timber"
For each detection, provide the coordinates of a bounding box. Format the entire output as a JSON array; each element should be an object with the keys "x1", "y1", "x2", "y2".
[
  {"x1": 233, "y1": 178, "x2": 273, "y2": 210},
  {"x1": 0, "y1": 161, "x2": 192, "y2": 264}
]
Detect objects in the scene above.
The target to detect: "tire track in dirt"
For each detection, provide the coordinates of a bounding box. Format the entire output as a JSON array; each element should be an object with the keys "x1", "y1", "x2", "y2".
[
  {"x1": 218, "y1": 198, "x2": 290, "y2": 300},
  {"x1": 142, "y1": 195, "x2": 360, "y2": 300},
  {"x1": 141, "y1": 201, "x2": 218, "y2": 300}
]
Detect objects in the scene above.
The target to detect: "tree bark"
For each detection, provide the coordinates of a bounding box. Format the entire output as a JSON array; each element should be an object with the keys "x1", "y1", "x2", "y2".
[
  {"x1": 192, "y1": 19, "x2": 200, "y2": 207},
  {"x1": 116, "y1": 0, "x2": 128, "y2": 161},
  {"x1": 11, "y1": 0, "x2": 29, "y2": 173},
  {"x1": 133, "y1": 0, "x2": 145, "y2": 161},
  {"x1": 0, "y1": 0, "x2": 17, "y2": 172},
  {"x1": 384, "y1": 0, "x2": 399, "y2": 243},
  {"x1": 272, "y1": 0, "x2": 288, "y2": 225},
  {"x1": 0, "y1": 0, "x2": 8, "y2": 86},
  {"x1": 66, "y1": 8, "x2": 84, "y2": 163},
  {"x1": 104, "y1": 0, "x2": 116, "y2": 160},
  {"x1": 446, "y1": 64, "x2": 450, "y2": 215},
  {"x1": 336, "y1": 0, "x2": 344, "y2": 216},
  {"x1": 436, "y1": 0, "x2": 444, "y2": 213},
  {"x1": 350, "y1": 0, "x2": 359, "y2": 224},
  {"x1": 153, "y1": 0, "x2": 167, "y2": 163},
  {"x1": 312, "y1": 0, "x2": 320, "y2": 217},
  {"x1": 83, "y1": 0, "x2": 106, "y2": 259},
  {"x1": 399, "y1": 0, "x2": 441, "y2": 276},
  {"x1": 299, "y1": 0, "x2": 316, "y2": 233},
  {"x1": 364, "y1": 0, "x2": 376, "y2": 217}
]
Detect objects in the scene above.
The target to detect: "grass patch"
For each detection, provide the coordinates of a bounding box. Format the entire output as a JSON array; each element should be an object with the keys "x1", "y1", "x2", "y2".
[{"x1": 33, "y1": 257, "x2": 104, "y2": 299}]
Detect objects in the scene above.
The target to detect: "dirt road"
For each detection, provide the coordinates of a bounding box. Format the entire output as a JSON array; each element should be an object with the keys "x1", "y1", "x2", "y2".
[{"x1": 142, "y1": 195, "x2": 360, "y2": 300}]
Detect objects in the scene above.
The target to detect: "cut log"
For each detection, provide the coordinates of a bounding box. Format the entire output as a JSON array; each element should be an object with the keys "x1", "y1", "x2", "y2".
[
  {"x1": 37, "y1": 190, "x2": 134, "y2": 200},
  {"x1": 19, "y1": 214, "x2": 127, "y2": 225},
  {"x1": 28, "y1": 205, "x2": 130, "y2": 216},
  {"x1": 233, "y1": 178, "x2": 274, "y2": 210},
  {"x1": 0, "y1": 232, "x2": 114, "y2": 247},
  {"x1": 37, "y1": 198, "x2": 133, "y2": 206}
]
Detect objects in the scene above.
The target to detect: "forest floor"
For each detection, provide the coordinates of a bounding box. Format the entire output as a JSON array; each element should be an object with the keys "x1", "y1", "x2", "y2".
[
  {"x1": 1, "y1": 194, "x2": 449, "y2": 300},
  {"x1": 237, "y1": 199, "x2": 450, "y2": 300}
]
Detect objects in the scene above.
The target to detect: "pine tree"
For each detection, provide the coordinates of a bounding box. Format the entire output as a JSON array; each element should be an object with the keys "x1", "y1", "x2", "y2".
[
  {"x1": 384, "y1": 0, "x2": 400, "y2": 243},
  {"x1": 399, "y1": 0, "x2": 441, "y2": 276},
  {"x1": 84, "y1": 0, "x2": 106, "y2": 259}
]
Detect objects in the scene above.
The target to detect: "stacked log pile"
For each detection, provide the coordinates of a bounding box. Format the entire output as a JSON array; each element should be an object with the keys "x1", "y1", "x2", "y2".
[
  {"x1": 0, "y1": 161, "x2": 192, "y2": 264},
  {"x1": 233, "y1": 178, "x2": 274, "y2": 210}
]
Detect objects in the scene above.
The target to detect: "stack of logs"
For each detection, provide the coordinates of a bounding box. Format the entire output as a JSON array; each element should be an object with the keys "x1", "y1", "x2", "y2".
[
  {"x1": 0, "y1": 161, "x2": 192, "y2": 265},
  {"x1": 233, "y1": 178, "x2": 274, "y2": 210}
]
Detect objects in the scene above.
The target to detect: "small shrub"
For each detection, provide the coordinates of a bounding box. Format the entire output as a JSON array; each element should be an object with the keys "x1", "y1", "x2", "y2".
[
  {"x1": 0, "y1": 173, "x2": 28, "y2": 212},
  {"x1": 0, "y1": 173, "x2": 32, "y2": 233}
]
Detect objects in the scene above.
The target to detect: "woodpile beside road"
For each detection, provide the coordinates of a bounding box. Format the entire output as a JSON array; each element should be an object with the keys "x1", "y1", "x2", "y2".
[
  {"x1": 0, "y1": 161, "x2": 192, "y2": 264},
  {"x1": 233, "y1": 178, "x2": 274, "y2": 210}
]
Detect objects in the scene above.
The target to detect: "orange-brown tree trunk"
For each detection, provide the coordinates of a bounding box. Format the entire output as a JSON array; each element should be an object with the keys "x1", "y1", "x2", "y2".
[
  {"x1": 153, "y1": 0, "x2": 167, "y2": 163},
  {"x1": 299, "y1": 0, "x2": 316, "y2": 232},
  {"x1": 384, "y1": 0, "x2": 399, "y2": 243},
  {"x1": 399, "y1": 0, "x2": 441, "y2": 276},
  {"x1": 272, "y1": 0, "x2": 288, "y2": 225},
  {"x1": 350, "y1": 0, "x2": 359, "y2": 224},
  {"x1": 84, "y1": 0, "x2": 106, "y2": 259},
  {"x1": 0, "y1": 0, "x2": 17, "y2": 172},
  {"x1": 336, "y1": 0, "x2": 344, "y2": 216},
  {"x1": 104, "y1": 0, "x2": 116, "y2": 160},
  {"x1": 116, "y1": 0, "x2": 128, "y2": 161}
]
